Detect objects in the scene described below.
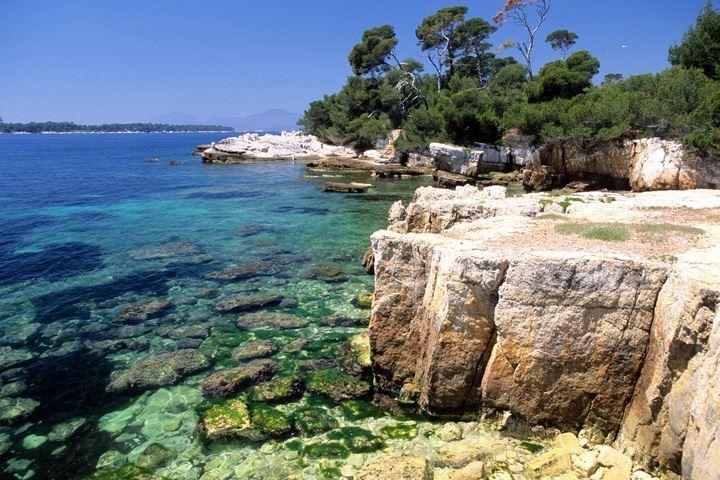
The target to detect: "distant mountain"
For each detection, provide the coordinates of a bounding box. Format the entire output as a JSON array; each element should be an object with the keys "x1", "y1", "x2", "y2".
[
  {"x1": 151, "y1": 112, "x2": 202, "y2": 125},
  {"x1": 216, "y1": 109, "x2": 301, "y2": 132}
]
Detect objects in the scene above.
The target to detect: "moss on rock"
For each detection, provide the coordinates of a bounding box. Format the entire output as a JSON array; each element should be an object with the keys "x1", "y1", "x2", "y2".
[
  {"x1": 250, "y1": 404, "x2": 294, "y2": 438},
  {"x1": 302, "y1": 441, "x2": 350, "y2": 459},
  {"x1": 305, "y1": 369, "x2": 371, "y2": 401},
  {"x1": 327, "y1": 427, "x2": 385, "y2": 453},
  {"x1": 196, "y1": 398, "x2": 264, "y2": 442},
  {"x1": 295, "y1": 407, "x2": 339, "y2": 436},
  {"x1": 248, "y1": 376, "x2": 305, "y2": 403}
]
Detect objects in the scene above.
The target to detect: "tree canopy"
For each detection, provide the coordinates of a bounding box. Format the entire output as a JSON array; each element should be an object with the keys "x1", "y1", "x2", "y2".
[
  {"x1": 669, "y1": 2, "x2": 720, "y2": 80},
  {"x1": 546, "y1": 29, "x2": 578, "y2": 59}
]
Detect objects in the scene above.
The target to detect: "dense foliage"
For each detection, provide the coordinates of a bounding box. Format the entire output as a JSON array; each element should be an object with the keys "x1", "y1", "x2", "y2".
[
  {"x1": 0, "y1": 122, "x2": 233, "y2": 134},
  {"x1": 301, "y1": 2, "x2": 720, "y2": 154}
]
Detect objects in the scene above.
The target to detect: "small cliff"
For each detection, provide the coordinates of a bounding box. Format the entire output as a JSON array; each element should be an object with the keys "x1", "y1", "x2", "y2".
[{"x1": 368, "y1": 185, "x2": 720, "y2": 478}]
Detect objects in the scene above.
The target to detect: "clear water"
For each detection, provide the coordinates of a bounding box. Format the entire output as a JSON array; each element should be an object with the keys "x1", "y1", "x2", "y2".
[{"x1": 0, "y1": 133, "x2": 432, "y2": 479}]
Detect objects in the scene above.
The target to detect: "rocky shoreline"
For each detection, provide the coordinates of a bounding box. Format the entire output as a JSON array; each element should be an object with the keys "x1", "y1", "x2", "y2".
[{"x1": 366, "y1": 184, "x2": 720, "y2": 479}]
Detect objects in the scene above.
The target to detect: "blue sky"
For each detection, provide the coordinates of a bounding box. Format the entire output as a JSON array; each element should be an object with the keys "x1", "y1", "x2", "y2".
[{"x1": 0, "y1": 0, "x2": 714, "y2": 123}]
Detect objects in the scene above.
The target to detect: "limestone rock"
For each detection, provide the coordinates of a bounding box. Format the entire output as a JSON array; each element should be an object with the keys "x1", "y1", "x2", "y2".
[
  {"x1": 214, "y1": 293, "x2": 284, "y2": 313},
  {"x1": 451, "y1": 461, "x2": 485, "y2": 480},
  {"x1": 114, "y1": 299, "x2": 171, "y2": 323},
  {"x1": 525, "y1": 448, "x2": 572, "y2": 478},
  {"x1": 236, "y1": 311, "x2": 309, "y2": 330},
  {"x1": 201, "y1": 359, "x2": 277, "y2": 398},
  {"x1": 356, "y1": 455, "x2": 433, "y2": 480},
  {"x1": 231, "y1": 340, "x2": 279, "y2": 361}
]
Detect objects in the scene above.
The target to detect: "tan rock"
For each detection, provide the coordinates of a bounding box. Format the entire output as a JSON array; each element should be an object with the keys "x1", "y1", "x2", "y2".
[
  {"x1": 573, "y1": 450, "x2": 599, "y2": 476},
  {"x1": 525, "y1": 448, "x2": 572, "y2": 478},
  {"x1": 554, "y1": 432, "x2": 583, "y2": 454},
  {"x1": 450, "y1": 461, "x2": 485, "y2": 480},
  {"x1": 597, "y1": 446, "x2": 632, "y2": 472},
  {"x1": 356, "y1": 455, "x2": 433, "y2": 480},
  {"x1": 431, "y1": 439, "x2": 489, "y2": 468}
]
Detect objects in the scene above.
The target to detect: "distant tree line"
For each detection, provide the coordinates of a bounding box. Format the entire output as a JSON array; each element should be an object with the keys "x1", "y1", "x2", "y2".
[
  {"x1": 300, "y1": 1, "x2": 720, "y2": 155},
  {"x1": 0, "y1": 122, "x2": 234, "y2": 134}
]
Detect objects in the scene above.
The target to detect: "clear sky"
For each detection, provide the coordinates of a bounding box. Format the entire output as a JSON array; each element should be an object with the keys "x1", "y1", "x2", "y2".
[{"x1": 1, "y1": 0, "x2": 714, "y2": 124}]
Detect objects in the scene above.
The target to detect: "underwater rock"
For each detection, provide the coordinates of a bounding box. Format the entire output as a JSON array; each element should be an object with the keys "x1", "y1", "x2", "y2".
[
  {"x1": 281, "y1": 338, "x2": 310, "y2": 353},
  {"x1": 356, "y1": 455, "x2": 433, "y2": 480},
  {"x1": 22, "y1": 434, "x2": 48, "y2": 449},
  {"x1": 238, "y1": 224, "x2": 270, "y2": 237},
  {"x1": 328, "y1": 426, "x2": 385, "y2": 453},
  {"x1": 353, "y1": 292, "x2": 373, "y2": 310},
  {"x1": 114, "y1": 299, "x2": 171, "y2": 324},
  {"x1": 214, "y1": 293, "x2": 284, "y2": 313},
  {"x1": 250, "y1": 404, "x2": 294, "y2": 438},
  {"x1": 305, "y1": 369, "x2": 371, "y2": 401},
  {"x1": 201, "y1": 359, "x2": 278, "y2": 398},
  {"x1": 82, "y1": 465, "x2": 162, "y2": 479},
  {"x1": 90, "y1": 338, "x2": 150, "y2": 355},
  {"x1": 175, "y1": 338, "x2": 203, "y2": 349},
  {"x1": 204, "y1": 261, "x2": 278, "y2": 281},
  {"x1": 306, "y1": 264, "x2": 348, "y2": 283},
  {"x1": 135, "y1": 443, "x2": 175, "y2": 470},
  {"x1": 0, "y1": 323, "x2": 41, "y2": 347},
  {"x1": 0, "y1": 346, "x2": 34, "y2": 371},
  {"x1": 113, "y1": 324, "x2": 150, "y2": 339},
  {"x1": 197, "y1": 398, "x2": 264, "y2": 442},
  {"x1": 129, "y1": 241, "x2": 201, "y2": 260},
  {"x1": 248, "y1": 376, "x2": 305, "y2": 403},
  {"x1": 278, "y1": 298, "x2": 298, "y2": 308},
  {"x1": 231, "y1": 340, "x2": 279, "y2": 361},
  {"x1": 320, "y1": 316, "x2": 367, "y2": 327},
  {"x1": 302, "y1": 440, "x2": 350, "y2": 459},
  {"x1": 236, "y1": 311, "x2": 310, "y2": 330},
  {"x1": 298, "y1": 359, "x2": 338, "y2": 371},
  {"x1": 106, "y1": 349, "x2": 209, "y2": 394},
  {"x1": 0, "y1": 396, "x2": 40, "y2": 424},
  {"x1": 295, "y1": 407, "x2": 339, "y2": 436},
  {"x1": 163, "y1": 323, "x2": 210, "y2": 340},
  {"x1": 48, "y1": 417, "x2": 87, "y2": 442},
  {"x1": 1, "y1": 379, "x2": 27, "y2": 397}
]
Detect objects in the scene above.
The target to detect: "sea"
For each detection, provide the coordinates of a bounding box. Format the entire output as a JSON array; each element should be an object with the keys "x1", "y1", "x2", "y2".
[{"x1": 0, "y1": 133, "x2": 433, "y2": 479}]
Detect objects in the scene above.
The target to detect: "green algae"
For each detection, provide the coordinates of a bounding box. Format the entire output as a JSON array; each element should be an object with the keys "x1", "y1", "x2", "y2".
[
  {"x1": 519, "y1": 441, "x2": 544, "y2": 453},
  {"x1": 295, "y1": 407, "x2": 339, "y2": 435},
  {"x1": 302, "y1": 441, "x2": 350, "y2": 459},
  {"x1": 340, "y1": 400, "x2": 384, "y2": 421},
  {"x1": 380, "y1": 422, "x2": 418, "y2": 440},
  {"x1": 305, "y1": 369, "x2": 370, "y2": 401},
  {"x1": 355, "y1": 292, "x2": 373, "y2": 309},
  {"x1": 248, "y1": 376, "x2": 305, "y2": 403},
  {"x1": 135, "y1": 443, "x2": 174, "y2": 470},
  {"x1": 250, "y1": 404, "x2": 294, "y2": 438},
  {"x1": 326, "y1": 427, "x2": 385, "y2": 453},
  {"x1": 197, "y1": 398, "x2": 261, "y2": 442},
  {"x1": 83, "y1": 465, "x2": 163, "y2": 480}
]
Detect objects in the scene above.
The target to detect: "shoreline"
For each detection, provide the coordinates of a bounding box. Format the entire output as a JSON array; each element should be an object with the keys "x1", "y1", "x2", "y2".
[{"x1": 1, "y1": 130, "x2": 235, "y2": 135}]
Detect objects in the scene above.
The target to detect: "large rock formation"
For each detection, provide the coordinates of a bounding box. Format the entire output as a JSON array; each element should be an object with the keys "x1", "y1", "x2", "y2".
[
  {"x1": 523, "y1": 138, "x2": 720, "y2": 192},
  {"x1": 200, "y1": 131, "x2": 357, "y2": 163},
  {"x1": 369, "y1": 185, "x2": 720, "y2": 478}
]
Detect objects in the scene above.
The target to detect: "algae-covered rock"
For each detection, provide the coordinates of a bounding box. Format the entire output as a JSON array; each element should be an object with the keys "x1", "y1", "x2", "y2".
[
  {"x1": 302, "y1": 440, "x2": 350, "y2": 459},
  {"x1": 48, "y1": 417, "x2": 87, "y2": 442},
  {"x1": 349, "y1": 332, "x2": 371, "y2": 368},
  {"x1": 295, "y1": 407, "x2": 339, "y2": 435},
  {"x1": 327, "y1": 426, "x2": 385, "y2": 453},
  {"x1": 214, "y1": 293, "x2": 284, "y2": 313},
  {"x1": 82, "y1": 465, "x2": 162, "y2": 480},
  {"x1": 305, "y1": 369, "x2": 371, "y2": 401},
  {"x1": 197, "y1": 398, "x2": 264, "y2": 442},
  {"x1": 281, "y1": 338, "x2": 310, "y2": 353},
  {"x1": 201, "y1": 359, "x2": 277, "y2": 397},
  {"x1": 380, "y1": 422, "x2": 418, "y2": 440},
  {"x1": 354, "y1": 292, "x2": 373, "y2": 310},
  {"x1": 248, "y1": 376, "x2": 305, "y2": 403},
  {"x1": 114, "y1": 299, "x2": 171, "y2": 323},
  {"x1": 0, "y1": 396, "x2": 40, "y2": 424},
  {"x1": 250, "y1": 404, "x2": 294, "y2": 438},
  {"x1": 236, "y1": 311, "x2": 310, "y2": 330},
  {"x1": 135, "y1": 443, "x2": 175, "y2": 470},
  {"x1": 106, "y1": 349, "x2": 209, "y2": 394},
  {"x1": 204, "y1": 262, "x2": 277, "y2": 281},
  {"x1": 340, "y1": 400, "x2": 384, "y2": 420},
  {"x1": 231, "y1": 340, "x2": 279, "y2": 361},
  {"x1": 306, "y1": 264, "x2": 347, "y2": 283}
]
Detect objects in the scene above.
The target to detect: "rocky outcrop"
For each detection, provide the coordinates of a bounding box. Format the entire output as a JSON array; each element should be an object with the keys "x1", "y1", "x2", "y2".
[
  {"x1": 523, "y1": 138, "x2": 720, "y2": 192},
  {"x1": 368, "y1": 185, "x2": 720, "y2": 478},
  {"x1": 362, "y1": 129, "x2": 403, "y2": 163},
  {"x1": 200, "y1": 131, "x2": 357, "y2": 163},
  {"x1": 429, "y1": 142, "x2": 536, "y2": 179}
]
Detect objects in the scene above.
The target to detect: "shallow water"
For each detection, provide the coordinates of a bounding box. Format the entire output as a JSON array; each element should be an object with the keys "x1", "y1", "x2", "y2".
[{"x1": 0, "y1": 133, "x2": 442, "y2": 479}]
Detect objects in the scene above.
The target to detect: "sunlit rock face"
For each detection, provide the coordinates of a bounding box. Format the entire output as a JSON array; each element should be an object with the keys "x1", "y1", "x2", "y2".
[{"x1": 369, "y1": 184, "x2": 720, "y2": 477}]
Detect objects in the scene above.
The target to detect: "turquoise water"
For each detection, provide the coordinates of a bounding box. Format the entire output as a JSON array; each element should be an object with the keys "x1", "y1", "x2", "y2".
[{"x1": 0, "y1": 133, "x2": 432, "y2": 479}]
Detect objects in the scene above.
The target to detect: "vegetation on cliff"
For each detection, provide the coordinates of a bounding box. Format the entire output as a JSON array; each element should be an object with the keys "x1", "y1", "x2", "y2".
[{"x1": 300, "y1": 1, "x2": 720, "y2": 154}]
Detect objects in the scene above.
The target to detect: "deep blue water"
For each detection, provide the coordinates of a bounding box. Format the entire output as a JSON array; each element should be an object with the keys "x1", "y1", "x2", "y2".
[{"x1": 0, "y1": 133, "x2": 430, "y2": 479}]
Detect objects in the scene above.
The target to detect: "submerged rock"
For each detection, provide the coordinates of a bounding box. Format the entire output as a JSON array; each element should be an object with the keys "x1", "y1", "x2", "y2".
[
  {"x1": 197, "y1": 398, "x2": 264, "y2": 442},
  {"x1": 295, "y1": 407, "x2": 339, "y2": 435},
  {"x1": 162, "y1": 323, "x2": 210, "y2": 340},
  {"x1": 248, "y1": 376, "x2": 305, "y2": 403},
  {"x1": 356, "y1": 455, "x2": 433, "y2": 480},
  {"x1": 113, "y1": 299, "x2": 171, "y2": 323},
  {"x1": 327, "y1": 426, "x2": 385, "y2": 453},
  {"x1": 306, "y1": 264, "x2": 348, "y2": 283},
  {"x1": 129, "y1": 241, "x2": 201, "y2": 260},
  {"x1": 0, "y1": 396, "x2": 40, "y2": 424},
  {"x1": 48, "y1": 417, "x2": 87, "y2": 442},
  {"x1": 231, "y1": 340, "x2": 279, "y2": 361},
  {"x1": 204, "y1": 261, "x2": 277, "y2": 281},
  {"x1": 305, "y1": 369, "x2": 371, "y2": 401},
  {"x1": 135, "y1": 443, "x2": 175, "y2": 470},
  {"x1": 0, "y1": 346, "x2": 33, "y2": 371},
  {"x1": 281, "y1": 338, "x2": 310, "y2": 353},
  {"x1": 322, "y1": 182, "x2": 372, "y2": 193},
  {"x1": 83, "y1": 464, "x2": 163, "y2": 480},
  {"x1": 236, "y1": 311, "x2": 310, "y2": 330},
  {"x1": 320, "y1": 316, "x2": 367, "y2": 327},
  {"x1": 353, "y1": 292, "x2": 373, "y2": 310},
  {"x1": 106, "y1": 349, "x2": 209, "y2": 394},
  {"x1": 214, "y1": 293, "x2": 284, "y2": 313},
  {"x1": 201, "y1": 359, "x2": 277, "y2": 397},
  {"x1": 250, "y1": 404, "x2": 294, "y2": 438},
  {"x1": 298, "y1": 359, "x2": 338, "y2": 371}
]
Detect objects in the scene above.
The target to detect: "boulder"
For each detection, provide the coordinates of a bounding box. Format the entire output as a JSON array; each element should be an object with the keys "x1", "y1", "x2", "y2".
[
  {"x1": 114, "y1": 299, "x2": 171, "y2": 323},
  {"x1": 214, "y1": 292, "x2": 284, "y2": 313},
  {"x1": 201, "y1": 359, "x2": 277, "y2": 397},
  {"x1": 204, "y1": 261, "x2": 277, "y2": 280},
  {"x1": 430, "y1": 143, "x2": 483, "y2": 177},
  {"x1": 305, "y1": 369, "x2": 371, "y2": 401},
  {"x1": 106, "y1": 349, "x2": 209, "y2": 394},
  {"x1": 248, "y1": 376, "x2": 305, "y2": 403},
  {"x1": 236, "y1": 311, "x2": 310, "y2": 330},
  {"x1": 231, "y1": 340, "x2": 279, "y2": 361},
  {"x1": 197, "y1": 398, "x2": 263, "y2": 442},
  {"x1": 322, "y1": 182, "x2": 372, "y2": 193},
  {"x1": 525, "y1": 448, "x2": 573, "y2": 478}
]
